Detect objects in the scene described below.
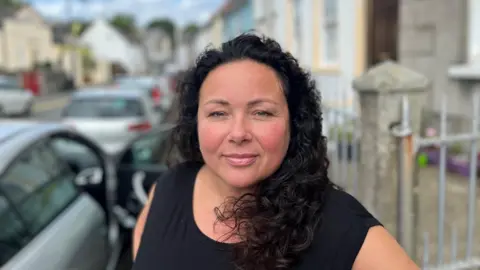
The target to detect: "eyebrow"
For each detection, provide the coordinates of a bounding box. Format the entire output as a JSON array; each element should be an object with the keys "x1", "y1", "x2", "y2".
[{"x1": 204, "y1": 98, "x2": 278, "y2": 107}]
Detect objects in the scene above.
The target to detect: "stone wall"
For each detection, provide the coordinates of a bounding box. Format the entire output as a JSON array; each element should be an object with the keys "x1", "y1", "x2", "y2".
[{"x1": 398, "y1": 0, "x2": 472, "y2": 132}]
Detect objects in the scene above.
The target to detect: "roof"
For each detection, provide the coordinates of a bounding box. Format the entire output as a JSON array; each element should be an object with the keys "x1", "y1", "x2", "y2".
[
  {"x1": 51, "y1": 22, "x2": 90, "y2": 44},
  {"x1": 0, "y1": 4, "x2": 47, "y2": 28},
  {"x1": 0, "y1": 6, "x2": 19, "y2": 28},
  {"x1": 71, "y1": 88, "x2": 146, "y2": 99}
]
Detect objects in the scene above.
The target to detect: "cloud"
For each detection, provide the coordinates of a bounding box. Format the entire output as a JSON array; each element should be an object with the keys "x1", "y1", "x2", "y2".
[{"x1": 30, "y1": 0, "x2": 224, "y2": 26}]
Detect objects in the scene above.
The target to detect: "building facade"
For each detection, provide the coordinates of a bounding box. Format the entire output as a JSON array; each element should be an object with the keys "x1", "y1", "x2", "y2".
[{"x1": 222, "y1": 0, "x2": 255, "y2": 40}]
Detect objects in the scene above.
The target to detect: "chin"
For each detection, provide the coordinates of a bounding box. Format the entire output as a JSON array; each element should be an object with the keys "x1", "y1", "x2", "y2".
[{"x1": 218, "y1": 169, "x2": 262, "y2": 191}]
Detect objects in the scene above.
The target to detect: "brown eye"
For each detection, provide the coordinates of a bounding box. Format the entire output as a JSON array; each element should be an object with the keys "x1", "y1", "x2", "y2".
[{"x1": 208, "y1": 111, "x2": 227, "y2": 117}]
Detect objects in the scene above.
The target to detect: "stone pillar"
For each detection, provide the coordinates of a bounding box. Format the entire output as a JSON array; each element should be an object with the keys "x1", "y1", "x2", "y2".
[{"x1": 352, "y1": 60, "x2": 429, "y2": 226}]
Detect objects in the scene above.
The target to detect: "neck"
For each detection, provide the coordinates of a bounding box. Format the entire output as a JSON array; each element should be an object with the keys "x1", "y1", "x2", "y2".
[{"x1": 198, "y1": 165, "x2": 254, "y2": 202}]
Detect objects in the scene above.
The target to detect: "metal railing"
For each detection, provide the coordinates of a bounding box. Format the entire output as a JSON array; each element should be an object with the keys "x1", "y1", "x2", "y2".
[
  {"x1": 393, "y1": 94, "x2": 479, "y2": 269},
  {"x1": 322, "y1": 87, "x2": 479, "y2": 269}
]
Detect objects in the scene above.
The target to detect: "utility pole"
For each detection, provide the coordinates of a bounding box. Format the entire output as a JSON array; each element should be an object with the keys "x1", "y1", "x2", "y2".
[
  {"x1": 131, "y1": 0, "x2": 151, "y2": 75},
  {"x1": 66, "y1": 0, "x2": 77, "y2": 88}
]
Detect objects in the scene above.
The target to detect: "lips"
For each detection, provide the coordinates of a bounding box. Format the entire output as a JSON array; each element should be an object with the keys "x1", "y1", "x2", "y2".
[{"x1": 223, "y1": 154, "x2": 258, "y2": 167}]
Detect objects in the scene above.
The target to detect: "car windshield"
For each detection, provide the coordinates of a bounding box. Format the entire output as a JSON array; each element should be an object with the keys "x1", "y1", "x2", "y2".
[
  {"x1": 0, "y1": 76, "x2": 20, "y2": 90},
  {"x1": 63, "y1": 97, "x2": 145, "y2": 118},
  {"x1": 115, "y1": 77, "x2": 156, "y2": 88}
]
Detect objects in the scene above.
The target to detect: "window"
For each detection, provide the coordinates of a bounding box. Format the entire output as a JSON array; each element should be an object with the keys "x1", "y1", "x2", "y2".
[
  {"x1": 121, "y1": 129, "x2": 173, "y2": 166},
  {"x1": 0, "y1": 141, "x2": 79, "y2": 237},
  {"x1": 468, "y1": 0, "x2": 480, "y2": 62},
  {"x1": 50, "y1": 137, "x2": 102, "y2": 172},
  {"x1": 321, "y1": 0, "x2": 339, "y2": 64},
  {"x1": 293, "y1": 0, "x2": 303, "y2": 57},
  {"x1": 0, "y1": 193, "x2": 30, "y2": 265},
  {"x1": 63, "y1": 97, "x2": 145, "y2": 118}
]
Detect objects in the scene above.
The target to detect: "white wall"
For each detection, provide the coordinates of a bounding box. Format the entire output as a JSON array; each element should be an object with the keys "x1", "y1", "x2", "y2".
[
  {"x1": 80, "y1": 19, "x2": 146, "y2": 74},
  {"x1": 195, "y1": 28, "x2": 210, "y2": 57}
]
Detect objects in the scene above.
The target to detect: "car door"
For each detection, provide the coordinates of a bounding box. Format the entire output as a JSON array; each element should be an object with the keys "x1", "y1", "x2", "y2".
[
  {"x1": 0, "y1": 136, "x2": 113, "y2": 270},
  {"x1": 115, "y1": 125, "x2": 176, "y2": 220}
]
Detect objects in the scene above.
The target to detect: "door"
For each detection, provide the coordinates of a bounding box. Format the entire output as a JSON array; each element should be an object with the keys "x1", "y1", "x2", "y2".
[
  {"x1": 0, "y1": 138, "x2": 110, "y2": 270},
  {"x1": 367, "y1": 0, "x2": 399, "y2": 67},
  {"x1": 115, "y1": 126, "x2": 175, "y2": 221}
]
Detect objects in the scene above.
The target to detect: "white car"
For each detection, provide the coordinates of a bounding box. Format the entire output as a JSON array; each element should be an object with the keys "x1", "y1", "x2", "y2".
[
  {"x1": 0, "y1": 75, "x2": 34, "y2": 117},
  {"x1": 114, "y1": 75, "x2": 175, "y2": 112},
  {"x1": 61, "y1": 88, "x2": 163, "y2": 155}
]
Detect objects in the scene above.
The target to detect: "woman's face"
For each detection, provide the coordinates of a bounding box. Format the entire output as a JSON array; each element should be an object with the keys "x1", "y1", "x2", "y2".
[{"x1": 197, "y1": 60, "x2": 290, "y2": 191}]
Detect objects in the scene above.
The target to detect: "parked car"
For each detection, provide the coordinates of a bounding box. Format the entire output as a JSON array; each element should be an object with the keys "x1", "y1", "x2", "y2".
[
  {"x1": 0, "y1": 120, "x2": 174, "y2": 270},
  {"x1": 113, "y1": 75, "x2": 174, "y2": 112},
  {"x1": 61, "y1": 88, "x2": 163, "y2": 155},
  {"x1": 0, "y1": 75, "x2": 34, "y2": 117}
]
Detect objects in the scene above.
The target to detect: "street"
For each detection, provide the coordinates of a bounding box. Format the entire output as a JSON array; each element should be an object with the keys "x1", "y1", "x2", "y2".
[{"x1": 32, "y1": 93, "x2": 71, "y2": 120}]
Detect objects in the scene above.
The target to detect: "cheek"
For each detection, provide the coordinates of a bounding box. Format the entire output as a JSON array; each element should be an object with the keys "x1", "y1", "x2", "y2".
[
  {"x1": 197, "y1": 119, "x2": 226, "y2": 154},
  {"x1": 255, "y1": 121, "x2": 290, "y2": 153}
]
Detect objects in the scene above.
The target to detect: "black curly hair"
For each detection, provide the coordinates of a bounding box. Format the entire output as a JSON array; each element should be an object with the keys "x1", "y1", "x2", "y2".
[{"x1": 167, "y1": 33, "x2": 334, "y2": 270}]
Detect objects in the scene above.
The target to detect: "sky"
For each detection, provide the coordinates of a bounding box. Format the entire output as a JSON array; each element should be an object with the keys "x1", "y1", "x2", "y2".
[{"x1": 27, "y1": 0, "x2": 225, "y2": 27}]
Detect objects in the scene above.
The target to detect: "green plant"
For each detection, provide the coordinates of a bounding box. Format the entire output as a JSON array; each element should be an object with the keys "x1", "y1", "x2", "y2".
[{"x1": 448, "y1": 142, "x2": 464, "y2": 155}]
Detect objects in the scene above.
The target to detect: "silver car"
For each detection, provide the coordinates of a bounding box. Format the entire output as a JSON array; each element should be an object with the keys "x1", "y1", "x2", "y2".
[
  {"x1": 114, "y1": 75, "x2": 174, "y2": 112},
  {"x1": 0, "y1": 75, "x2": 34, "y2": 117},
  {"x1": 0, "y1": 120, "x2": 122, "y2": 270},
  {"x1": 61, "y1": 88, "x2": 162, "y2": 155},
  {"x1": 0, "y1": 120, "x2": 173, "y2": 270}
]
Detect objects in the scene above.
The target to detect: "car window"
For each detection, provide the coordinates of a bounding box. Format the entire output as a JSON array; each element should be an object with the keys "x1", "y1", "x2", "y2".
[
  {"x1": 0, "y1": 141, "x2": 79, "y2": 236},
  {"x1": 0, "y1": 194, "x2": 30, "y2": 266},
  {"x1": 63, "y1": 97, "x2": 145, "y2": 118},
  {"x1": 122, "y1": 129, "x2": 172, "y2": 166},
  {"x1": 50, "y1": 138, "x2": 102, "y2": 171},
  {"x1": 0, "y1": 77, "x2": 21, "y2": 91}
]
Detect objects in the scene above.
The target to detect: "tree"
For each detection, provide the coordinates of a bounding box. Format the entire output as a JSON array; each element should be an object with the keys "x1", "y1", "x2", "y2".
[
  {"x1": 0, "y1": 0, "x2": 22, "y2": 8},
  {"x1": 182, "y1": 23, "x2": 199, "y2": 43},
  {"x1": 146, "y1": 18, "x2": 176, "y2": 49},
  {"x1": 110, "y1": 14, "x2": 136, "y2": 36}
]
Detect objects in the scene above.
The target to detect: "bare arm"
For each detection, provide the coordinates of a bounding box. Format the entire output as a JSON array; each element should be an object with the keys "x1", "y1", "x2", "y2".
[
  {"x1": 353, "y1": 226, "x2": 420, "y2": 270},
  {"x1": 132, "y1": 183, "x2": 157, "y2": 260}
]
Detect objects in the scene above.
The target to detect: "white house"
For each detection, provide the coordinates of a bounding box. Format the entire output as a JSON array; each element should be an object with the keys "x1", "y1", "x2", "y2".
[
  {"x1": 194, "y1": 26, "x2": 211, "y2": 57},
  {"x1": 79, "y1": 19, "x2": 147, "y2": 75}
]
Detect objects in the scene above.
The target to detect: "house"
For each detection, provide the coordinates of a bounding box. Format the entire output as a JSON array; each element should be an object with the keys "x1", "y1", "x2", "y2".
[
  {"x1": 50, "y1": 22, "x2": 85, "y2": 87},
  {"x1": 274, "y1": 0, "x2": 397, "y2": 110},
  {"x1": 0, "y1": 5, "x2": 55, "y2": 72},
  {"x1": 399, "y1": 0, "x2": 475, "y2": 132},
  {"x1": 143, "y1": 27, "x2": 174, "y2": 74},
  {"x1": 79, "y1": 19, "x2": 147, "y2": 76},
  {"x1": 222, "y1": 0, "x2": 255, "y2": 40},
  {"x1": 194, "y1": 5, "x2": 226, "y2": 54},
  {"x1": 252, "y1": 0, "x2": 285, "y2": 45}
]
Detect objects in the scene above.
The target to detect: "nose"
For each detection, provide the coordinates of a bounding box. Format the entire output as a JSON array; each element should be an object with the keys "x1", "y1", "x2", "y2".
[{"x1": 228, "y1": 115, "x2": 252, "y2": 144}]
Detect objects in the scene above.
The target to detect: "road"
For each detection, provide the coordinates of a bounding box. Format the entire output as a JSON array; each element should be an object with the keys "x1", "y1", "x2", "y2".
[{"x1": 32, "y1": 93, "x2": 71, "y2": 119}]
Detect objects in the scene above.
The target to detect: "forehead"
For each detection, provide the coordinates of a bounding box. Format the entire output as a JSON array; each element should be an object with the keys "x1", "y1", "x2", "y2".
[{"x1": 199, "y1": 60, "x2": 284, "y2": 101}]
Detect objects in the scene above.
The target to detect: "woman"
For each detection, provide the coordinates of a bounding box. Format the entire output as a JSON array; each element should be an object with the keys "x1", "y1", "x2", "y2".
[{"x1": 132, "y1": 34, "x2": 419, "y2": 270}]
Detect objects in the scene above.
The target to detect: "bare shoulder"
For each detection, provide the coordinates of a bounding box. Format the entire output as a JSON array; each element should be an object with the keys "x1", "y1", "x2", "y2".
[
  {"x1": 353, "y1": 226, "x2": 419, "y2": 270},
  {"x1": 132, "y1": 184, "x2": 157, "y2": 260}
]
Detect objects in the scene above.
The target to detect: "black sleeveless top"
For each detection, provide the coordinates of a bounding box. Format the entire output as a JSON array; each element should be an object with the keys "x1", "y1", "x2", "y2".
[{"x1": 132, "y1": 162, "x2": 381, "y2": 270}]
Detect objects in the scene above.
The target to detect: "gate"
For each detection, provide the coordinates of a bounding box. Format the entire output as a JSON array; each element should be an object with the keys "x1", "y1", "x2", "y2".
[
  {"x1": 392, "y1": 95, "x2": 480, "y2": 269},
  {"x1": 322, "y1": 61, "x2": 479, "y2": 269}
]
